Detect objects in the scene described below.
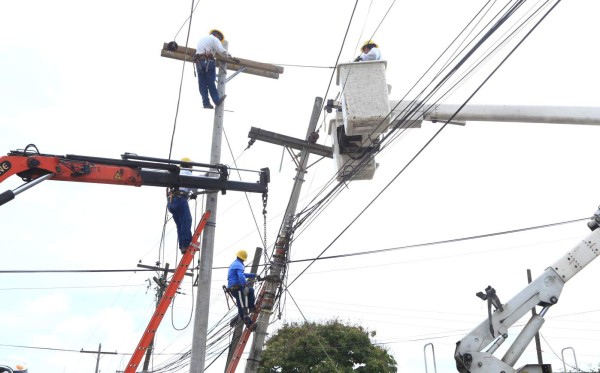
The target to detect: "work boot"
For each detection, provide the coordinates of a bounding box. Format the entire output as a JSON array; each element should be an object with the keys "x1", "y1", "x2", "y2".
[
  {"x1": 203, "y1": 103, "x2": 214, "y2": 109},
  {"x1": 216, "y1": 94, "x2": 227, "y2": 106},
  {"x1": 247, "y1": 322, "x2": 257, "y2": 332}
]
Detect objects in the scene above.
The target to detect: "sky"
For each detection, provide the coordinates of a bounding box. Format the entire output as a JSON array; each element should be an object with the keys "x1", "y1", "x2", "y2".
[{"x1": 1, "y1": 0, "x2": 600, "y2": 372}]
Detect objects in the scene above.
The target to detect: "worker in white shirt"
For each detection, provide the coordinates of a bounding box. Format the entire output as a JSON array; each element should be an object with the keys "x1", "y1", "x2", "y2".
[
  {"x1": 353, "y1": 40, "x2": 382, "y2": 62},
  {"x1": 194, "y1": 29, "x2": 231, "y2": 109}
]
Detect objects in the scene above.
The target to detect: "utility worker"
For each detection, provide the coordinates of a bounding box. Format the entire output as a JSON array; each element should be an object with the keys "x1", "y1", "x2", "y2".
[
  {"x1": 167, "y1": 158, "x2": 197, "y2": 254},
  {"x1": 194, "y1": 29, "x2": 232, "y2": 109},
  {"x1": 353, "y1": 39, "x2": 382, "y2": 62},
  {"x1": 227, "y1": 250, "x2": 260, "y2": 329}
]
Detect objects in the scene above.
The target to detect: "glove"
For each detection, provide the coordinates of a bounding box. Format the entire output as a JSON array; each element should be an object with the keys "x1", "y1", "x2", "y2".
[
  {"x1": 189, "y1": 193, "x2": 197, "y2": 200},
  {"x1": 353, "y1": 55, "x2": 362, "y2": 62},
  {"x1": 256, "y1": 275, "x2": 264, "y2": 281},
  {"x1": 243, "y1": 286, "x2": 250, "y2": 295}
]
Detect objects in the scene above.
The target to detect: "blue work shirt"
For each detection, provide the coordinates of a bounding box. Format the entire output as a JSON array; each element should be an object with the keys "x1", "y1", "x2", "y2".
[{"x1": 227, "y1": 258, "x2": 256, "y2": 288}]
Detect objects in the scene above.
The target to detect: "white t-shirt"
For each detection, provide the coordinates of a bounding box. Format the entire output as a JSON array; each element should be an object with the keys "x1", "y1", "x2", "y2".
[
  {"x1": 179, "y1": 168, "x2": 197, "y2": 194},
  {"x1": 361, "y1": 47, "x2": 382, "y2": 61},
  {"x1": 196, "y1": 34, "x2": 229, "y2": 56}
]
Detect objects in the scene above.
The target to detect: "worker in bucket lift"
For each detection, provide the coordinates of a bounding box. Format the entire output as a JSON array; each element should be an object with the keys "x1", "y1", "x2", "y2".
[
  {"x1": 167, "y1": 158, "x2": 198, "y2": 255},
  {"x1": 353, "y1": 39, "x2": 382, "y2": 62},
  {"x1": 227, "y1": 250, "x2": 262, "y2": 329},
  {"x1": 194, "y1": 29, "x2": 231, "y2": 109}
]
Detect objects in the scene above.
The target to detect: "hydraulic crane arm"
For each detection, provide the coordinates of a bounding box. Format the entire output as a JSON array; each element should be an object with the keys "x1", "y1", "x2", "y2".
[
  {"x1": 454, "y1": 207, "x2": 600, "y2": 373},
  {"x1": 0, "y1": 145, "x2": 269, "y2": 206}
]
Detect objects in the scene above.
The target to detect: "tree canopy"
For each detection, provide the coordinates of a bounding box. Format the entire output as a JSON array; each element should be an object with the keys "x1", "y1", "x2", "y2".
[{"x1": 258, "y1": 319, "x2": 397, "y2": 373}]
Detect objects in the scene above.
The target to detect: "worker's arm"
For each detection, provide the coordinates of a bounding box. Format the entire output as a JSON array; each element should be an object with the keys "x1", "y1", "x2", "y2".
[
  {"x1": 361, "y1": 48, "x2": 381, "y2": 61},
  {"x1": 212, "y1": 37, "x2": 231, "y2": 58}
]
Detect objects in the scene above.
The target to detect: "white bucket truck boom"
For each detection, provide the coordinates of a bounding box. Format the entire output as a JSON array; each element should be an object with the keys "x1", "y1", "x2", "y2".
[{"x1": 454, "y1": 206, "x2": 600, "y2": 373}]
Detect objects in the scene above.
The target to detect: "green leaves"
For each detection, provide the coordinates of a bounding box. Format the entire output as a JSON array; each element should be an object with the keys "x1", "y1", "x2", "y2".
[{"x1": 258, "y1": 320, "x2": 397, "y2": 373}]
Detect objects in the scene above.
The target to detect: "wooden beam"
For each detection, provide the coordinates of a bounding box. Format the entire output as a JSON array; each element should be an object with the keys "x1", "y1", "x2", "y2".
[
  {"x1": 161, "y1": 42, "x2": 283, "y2": 79},
  {"x1": 248, "y1": 127, "x2": 333, "y2": 158}
]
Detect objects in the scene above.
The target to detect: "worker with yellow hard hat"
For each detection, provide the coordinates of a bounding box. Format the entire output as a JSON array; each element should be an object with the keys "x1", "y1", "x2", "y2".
[
  {"x1": 194, "y1": 29, "x2": 232, "y2": 109},
  {"x1": 353, "y1": 39, "x2": 382, "y2": 62},
  {"x1": 166, "y1": 157, "x2": 198, "y2": 254},
  {"x1": 227, "y1": 249, "x2": 263, "y2": 330}
]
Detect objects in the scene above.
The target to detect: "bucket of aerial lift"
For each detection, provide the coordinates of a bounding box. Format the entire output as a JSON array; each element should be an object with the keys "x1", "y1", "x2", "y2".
[
  {"x1": 328, "y1": 112, "x2": 377, "y2": 182},
  {"x1": 336, "y1": 60, "x2": 391, "y2": 141}
]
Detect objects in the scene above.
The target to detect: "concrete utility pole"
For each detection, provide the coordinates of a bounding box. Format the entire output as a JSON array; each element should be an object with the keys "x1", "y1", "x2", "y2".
[
  {"x1": 189, "y1": 45, "x2": 228, "y2": 373},
  {"x1": 243, "y1": 97, "x2": 324, "y2": 372},
  {"x1": 80, "y1": 343, "x2": 117, "y2": 373},
  {"x1": 160, "y1": 38, "x2": 283, "y2": 373}
]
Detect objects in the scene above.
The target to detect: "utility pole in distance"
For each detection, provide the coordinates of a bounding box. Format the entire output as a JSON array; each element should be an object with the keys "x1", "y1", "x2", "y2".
[
  {"x1": 141, "y1": 263, "x2": 170, "y2": 372},
  {"x1": 80, "y1": 343, "x2": 117, "y2": 373}
]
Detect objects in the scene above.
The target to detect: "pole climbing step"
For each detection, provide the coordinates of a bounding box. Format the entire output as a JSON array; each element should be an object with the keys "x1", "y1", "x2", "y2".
[{"x1": 124, "y1": 210, "x2": 211, "y2": 373}]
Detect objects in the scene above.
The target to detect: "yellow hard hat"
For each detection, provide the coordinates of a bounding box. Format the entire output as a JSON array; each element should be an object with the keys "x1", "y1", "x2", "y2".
[
  {"x1": 361, "y1": 39, "x2": 378, "y2": 49},
  {"x1": 236, "y1": 249, "x2": 248, "y2": 261},
  {"x1": 209, "y1": 29, "x2": 225, "y2": 43},
  {"x1": 181, "y1": 157, "x2": 192, "y2": 163}
]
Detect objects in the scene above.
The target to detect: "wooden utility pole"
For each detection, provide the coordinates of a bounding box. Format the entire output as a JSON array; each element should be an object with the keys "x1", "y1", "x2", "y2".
[
  {"x1": 160, "y1": 42, "x2": 283, "y2": 80},
  {"x1": 80, "y1": 343, "x2": 117, "y2": 373}
]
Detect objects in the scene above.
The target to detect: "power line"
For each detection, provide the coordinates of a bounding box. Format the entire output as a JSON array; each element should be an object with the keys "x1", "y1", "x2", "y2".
[
  {"x1": 294, "y1": 1, "x2": 533, "y2": 230},
  {"x1": 316, "y1": 0, "x2": 360, "y2": 124},
  {"x1": 2, "y1": 215, "x2": 587, "y2": 276},
  {"x1": 287, "y1": 0, "x2": 563, "y2": 289},
  {"x1": 166, "y1": 0, "x2": 197, "y2": 161},
  {"x1": 0, "y1": 269, "x2": 156, "y2": 274},
  {"x1": 0, "y1": 343, "x2": 178, "y2": 356},
  {"x1": 0, "y1": 284, "x2": 147, "y2": 291},
  {"x1": 288, "y1": 217, "x2": 588, "y2": 264}
]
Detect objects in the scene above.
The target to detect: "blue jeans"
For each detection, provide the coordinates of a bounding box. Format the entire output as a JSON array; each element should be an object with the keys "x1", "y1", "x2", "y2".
[
  {"x1": 167, "y1": 196, "x2": 192, "y2": 251},
  {"x1": 231, "y1": 286, "x2": 256, "y2": 326},
  {"x1": 196, "y1": 60, "x2": 220, "y2": 106}
]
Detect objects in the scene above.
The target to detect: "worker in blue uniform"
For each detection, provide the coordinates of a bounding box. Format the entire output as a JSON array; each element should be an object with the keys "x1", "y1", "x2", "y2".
[
  {"x1": 167, "y1": 157, "x2": 197, "y2": 254},
  {"x1": 227, "y1": 249, "x2": 260, "y2": 329}
]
